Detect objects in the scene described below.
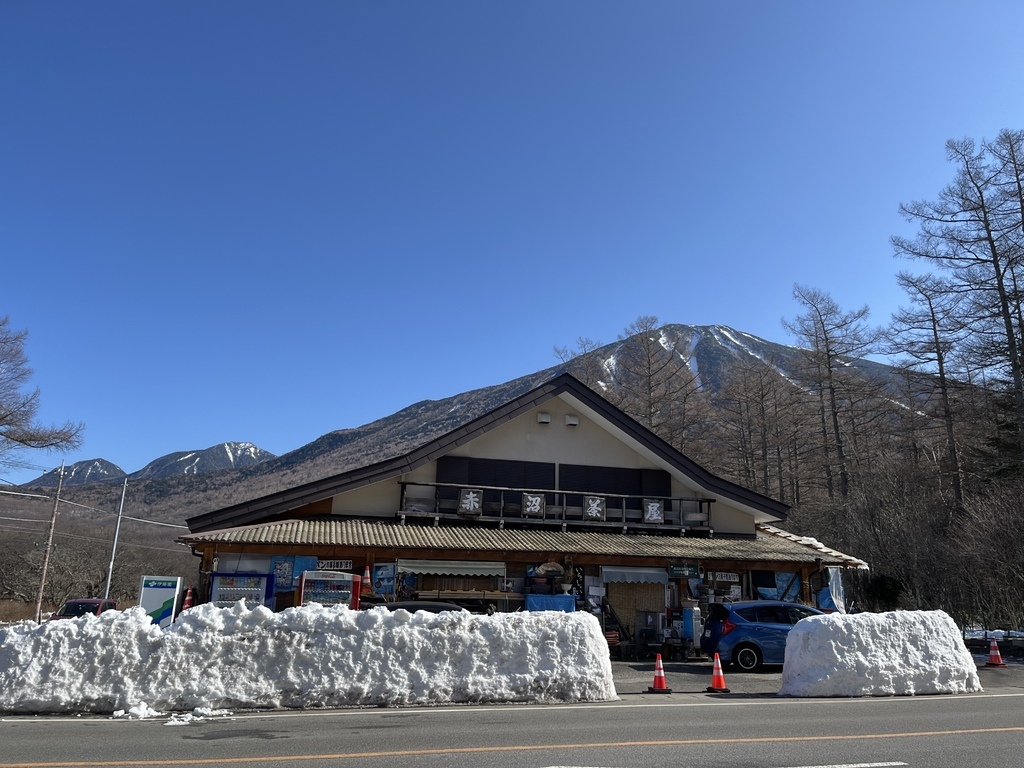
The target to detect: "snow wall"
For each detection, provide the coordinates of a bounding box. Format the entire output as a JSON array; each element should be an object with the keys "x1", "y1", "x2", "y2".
[
  {"x1": 779, "y1": 609, "x2": 982, "y2": 697},
  {"x1": 0, "y1": 602, "x2": 617, "y2": 714}
]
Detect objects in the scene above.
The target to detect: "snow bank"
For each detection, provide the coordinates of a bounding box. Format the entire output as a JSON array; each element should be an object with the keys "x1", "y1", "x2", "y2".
[
  {"x1": 0, "y1": 603, "x2": 616, "y2": 714},
  {"x1": 779, "y1": 610, "x2": 981, "y2": 697}
]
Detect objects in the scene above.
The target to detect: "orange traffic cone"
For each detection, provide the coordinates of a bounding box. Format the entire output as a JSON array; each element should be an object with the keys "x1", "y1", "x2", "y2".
[
  {"x1": 706, "y1": 652, "x2": 731, "y2": 693},
  {"x1": 986, "y1": 638, "x2": 1008, "y2": 667},
  {"x1": 647, "y1": 653, "x2": 672, "y2": 694},
  {"x1": 361, "y1": 565, "x2": 373, "y2": 596},
  {"x1": 181, "y1": 586, "x2": 195, "y2": 611}
]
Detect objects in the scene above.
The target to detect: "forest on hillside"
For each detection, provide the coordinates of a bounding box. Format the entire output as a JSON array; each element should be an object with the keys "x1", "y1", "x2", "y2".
[{"x1": 556, "y1": 130, "x2": 1024, "y2": 631}]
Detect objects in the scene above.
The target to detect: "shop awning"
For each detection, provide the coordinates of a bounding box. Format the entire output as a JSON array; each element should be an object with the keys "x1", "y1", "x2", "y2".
[
  {"x1": 395, "y1": 559, "x2": 506, "y2": 577},
  {"x1": 600, "y1": 566, "x2": 669, "y2": 585}
]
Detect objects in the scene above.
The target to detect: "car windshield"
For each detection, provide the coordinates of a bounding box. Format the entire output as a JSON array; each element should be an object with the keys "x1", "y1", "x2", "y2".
[{"x1": 57, "y1": 602, "x2": 99, "y2": 617}]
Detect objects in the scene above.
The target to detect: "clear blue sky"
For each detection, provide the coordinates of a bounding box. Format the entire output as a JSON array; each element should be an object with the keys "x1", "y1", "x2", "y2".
[{"x1": 3, "y1": 2, "x2": 1023, "y2": 484}]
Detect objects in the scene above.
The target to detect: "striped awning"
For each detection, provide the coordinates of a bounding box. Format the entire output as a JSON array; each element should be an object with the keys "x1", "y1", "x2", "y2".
[
  {"x1": 601, "y1": 566, "x2": 669, "y2": 585},
  {"x1": 396, "y1": 559, "x2": 506, "y2": 577}
]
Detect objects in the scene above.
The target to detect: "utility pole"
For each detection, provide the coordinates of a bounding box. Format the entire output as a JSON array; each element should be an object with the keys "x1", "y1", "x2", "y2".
[
  {"x1": 103, "y1": 478, "x2": 128, "y2": 600},
  {"x1": 34, "y1": 462, "x2": 64, "y2": 623}
]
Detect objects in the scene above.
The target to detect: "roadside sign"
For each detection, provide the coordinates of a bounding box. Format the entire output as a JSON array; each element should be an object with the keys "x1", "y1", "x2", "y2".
[{"x1": 138, "y1": 575, "x2": 182, "y2": 628}]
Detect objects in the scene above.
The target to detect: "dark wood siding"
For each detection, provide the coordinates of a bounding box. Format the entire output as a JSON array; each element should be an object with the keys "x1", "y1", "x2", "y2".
[
  {"x1": 436, "y1": 456, "x2": 556, "y2": 505},
  {"x1": 560, "y1": 464, "x2": 671, "y2": 510}
]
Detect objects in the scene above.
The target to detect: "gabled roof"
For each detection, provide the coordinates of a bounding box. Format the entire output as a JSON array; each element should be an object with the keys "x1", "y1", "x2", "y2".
[{"x1": 185, "y1": 373, "x2": 790, "y2": 533}]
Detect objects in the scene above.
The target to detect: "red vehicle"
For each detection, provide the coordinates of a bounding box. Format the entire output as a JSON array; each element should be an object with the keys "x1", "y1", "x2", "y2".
[{"x1": 49, "y1": 598, "x2": 117, "y2": 620}]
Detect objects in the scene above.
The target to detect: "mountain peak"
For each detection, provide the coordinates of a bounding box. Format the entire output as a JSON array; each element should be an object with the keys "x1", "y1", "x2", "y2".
[{"x1": 22, "y1": 442, "x2": 276, "y2": 487}]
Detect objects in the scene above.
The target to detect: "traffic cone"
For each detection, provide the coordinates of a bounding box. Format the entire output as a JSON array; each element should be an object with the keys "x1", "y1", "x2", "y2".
[
  {"x1": 647, "y1": 653, "x2": 672, "y2": 694},
  {"x1": 986, "y1": 638, "x2": 1008, "y2": 667},
  {"x1": 181, "y1": 586, "x2": 195, "y2": 611},
  {"x1": 361, "y1": 565, "x2": 373, "y2": 596},
  {"x1": 706, "y1": 652, "x2": 731, "y2": 693}
]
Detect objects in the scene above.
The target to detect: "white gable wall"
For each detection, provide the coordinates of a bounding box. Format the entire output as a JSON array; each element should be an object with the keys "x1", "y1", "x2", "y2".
[
  {"x1": 328, "y1": 397, "x2": 760, "y2": 534},
  {"x1": 330, "y1": 481, "x2": 399, "y2": 517},
  {"x1": 448, "y1": 400, "x2": 651, "y2": 468}
]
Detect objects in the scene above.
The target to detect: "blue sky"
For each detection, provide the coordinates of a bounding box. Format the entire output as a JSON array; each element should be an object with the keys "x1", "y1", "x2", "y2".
[{"x1": 3, "y1": 2, "x2": 1024, "y2": 485}]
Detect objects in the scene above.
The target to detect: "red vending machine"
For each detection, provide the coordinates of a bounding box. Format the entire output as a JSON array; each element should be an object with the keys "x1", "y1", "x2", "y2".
[{"x1": 298, "y1": 570, "x2": 361, "y2": 609}]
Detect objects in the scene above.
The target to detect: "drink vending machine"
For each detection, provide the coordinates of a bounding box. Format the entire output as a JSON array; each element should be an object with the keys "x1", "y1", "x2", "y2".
[
  {"x1": 298, "y1": 570, "x2": 361, "y2": 608},
  {"x1": 209, "y1": 573, "x2": 276, "y2": 609}
]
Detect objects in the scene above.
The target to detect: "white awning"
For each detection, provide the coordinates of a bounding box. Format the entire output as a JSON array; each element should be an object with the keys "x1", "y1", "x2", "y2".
[
  {"x1": 600, "y1": 566, "x2": 669, "y2": 585},
  {"x1": 395, "y1": 559, "x2": 506, "y2": 577}
]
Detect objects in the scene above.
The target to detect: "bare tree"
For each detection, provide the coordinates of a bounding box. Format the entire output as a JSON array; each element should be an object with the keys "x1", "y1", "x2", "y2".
[
  {"x1": 605, "y1": 317, "x2": 715, "y2": 453},
  {"x1": 783, "y1": 286, "x2": 883, "y2": 504},
  {"x1": 712, "y1": 352, "x2": 810, "y2": 503},
  {"x1": 0, "y1": 316, "x2": 83, "y2": 472},
  {"x1": 893, "y1": 133, "x2": 1024, "y2": 464},
  {"x1": 885, "y1": 272, "x2": 971, "y2": 509},
  {"x1": 553, "y1": 336, "x2": 608, "y2": 389}
]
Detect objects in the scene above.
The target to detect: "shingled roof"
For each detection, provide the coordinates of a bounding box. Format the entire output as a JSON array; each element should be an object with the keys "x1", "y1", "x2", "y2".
[{"x1": 178, "y1": 518, "x2": 863, "y2": 568}]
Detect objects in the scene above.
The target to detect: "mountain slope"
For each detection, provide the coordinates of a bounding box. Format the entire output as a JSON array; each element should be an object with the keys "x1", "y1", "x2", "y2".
[{"x1": 18, "y1": 324, "x2": 910, "y2": 522}]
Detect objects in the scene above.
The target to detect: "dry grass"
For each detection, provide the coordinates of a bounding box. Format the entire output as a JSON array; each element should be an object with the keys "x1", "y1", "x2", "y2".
[{"x1": 0, "y1": 599, "x2": 52, "y2": 622}]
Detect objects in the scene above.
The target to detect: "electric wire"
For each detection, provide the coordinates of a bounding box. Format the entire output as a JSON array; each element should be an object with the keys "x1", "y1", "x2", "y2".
[{"x1": 0, "y1": 523, "x2": 187, "y2": 553}]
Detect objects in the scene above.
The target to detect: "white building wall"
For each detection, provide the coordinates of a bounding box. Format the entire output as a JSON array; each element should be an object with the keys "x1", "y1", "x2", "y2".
[
  {"x1": 330, "y1": 481, "x2": 401, "y2": 516},
  {"x1": 708, "y1": 503, "x2": 754, "y2": 534},
  {"x1": 447, "y1": 401, "x2": 659, "y2": 469},
  {"x1": 328, "y1": 400, "x2": 759, "y2": 534}
]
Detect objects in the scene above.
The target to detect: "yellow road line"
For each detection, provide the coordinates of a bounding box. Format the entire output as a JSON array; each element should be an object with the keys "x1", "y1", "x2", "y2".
[{"x1": 3, "y1": 726, "x2": 1024, "y2": 767}]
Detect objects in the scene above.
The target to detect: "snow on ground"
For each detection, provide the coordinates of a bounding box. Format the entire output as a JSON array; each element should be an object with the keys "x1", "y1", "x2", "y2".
[
  {"x1": 779, "y1": 609, "x2": 981, "y2": 697},
  {"x1": 0, "y1": 604, "x2": 989, "y2": 716},
  {"x1": 0, "y1": 602, "x2": 616, "y2": 715}
]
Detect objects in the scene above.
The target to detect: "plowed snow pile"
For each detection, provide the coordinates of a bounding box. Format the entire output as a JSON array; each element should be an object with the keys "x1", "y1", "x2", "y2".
[
  {"x1": 0, "y1": 603, "x2": 616, "y2": 714},
  {"x1": 779, "y1": 609, "x2": 981, "y2": 696}
]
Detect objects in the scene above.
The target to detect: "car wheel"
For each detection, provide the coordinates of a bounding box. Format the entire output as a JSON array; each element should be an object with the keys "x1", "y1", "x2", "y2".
[{"x1": 733, "y1": 644, "x2": 763, "y2": 672}]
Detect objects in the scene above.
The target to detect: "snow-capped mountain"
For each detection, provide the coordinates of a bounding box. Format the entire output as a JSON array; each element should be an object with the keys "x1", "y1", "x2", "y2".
[
  {"x1": 26, "y1": 458, "x2": 127, "y2": 487},
  {"x1": 129, "y1": 442, "x2": 275, "y2": 481},
  {"x1": 24, "y1": 442, "x2": 275, "y2": 487}
]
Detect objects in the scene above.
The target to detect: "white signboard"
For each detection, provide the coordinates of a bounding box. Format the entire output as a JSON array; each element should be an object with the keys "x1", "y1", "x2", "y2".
[
  {"x1": 138, "y1": 575, "x2": 182, "y2": 628},
  {"x1": 713, "y1": 571, "x2": 740, "y2": 583},
  {"x1": 317, "y1": 559, "x2": 353, "y2": 571}
]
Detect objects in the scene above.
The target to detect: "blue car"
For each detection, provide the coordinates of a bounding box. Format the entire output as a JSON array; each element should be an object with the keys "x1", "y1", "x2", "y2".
[{"x1": 699, "y1": 600, "x2": 824, "y2": 671}]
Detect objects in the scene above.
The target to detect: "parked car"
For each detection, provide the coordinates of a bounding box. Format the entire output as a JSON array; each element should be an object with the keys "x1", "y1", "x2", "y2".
[
  {"x1": 699, "y1": 600, "x2": 823, "y2": 671},
  {"x1": 48, "y1": 598, "x2": 118, "y2": 621}
]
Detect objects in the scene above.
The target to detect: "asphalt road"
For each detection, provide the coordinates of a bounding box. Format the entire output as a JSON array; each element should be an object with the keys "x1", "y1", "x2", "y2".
[
  {"x1": 613, "y1": 653, "x2": 1024, "y2": 697},
  {"x1": 1, "y1": 659, "x2": 1022, "y2": 768}
]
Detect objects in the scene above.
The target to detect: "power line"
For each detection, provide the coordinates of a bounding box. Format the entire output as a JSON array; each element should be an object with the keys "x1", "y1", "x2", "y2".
[
  {"x1": 1, "y1": 491, "x2": 189, "y2": 529},
  {"x1": 0, "y1": 488, "x2": 54, "y2": 501},
  {"x1": 0, "y1": 524, "x2": 188, "y2": 554},
  {"x1": 54, "y1": 497, "x2": 188, "y2": 528},
  {"x1": 0, "y1": 524, "x2": 49, "y2": 535},
  {"x1": 121, "y1": 515, "x2": 187, "y2": 529}
]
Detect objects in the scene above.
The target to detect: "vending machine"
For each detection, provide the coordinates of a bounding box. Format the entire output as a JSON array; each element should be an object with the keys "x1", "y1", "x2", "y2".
[
  {"x1": 209, "y1": 573, "x2": 276, "y2": 609},
  {"x1": 298, "y1": 570, "x2": 361, "y2": 609}
]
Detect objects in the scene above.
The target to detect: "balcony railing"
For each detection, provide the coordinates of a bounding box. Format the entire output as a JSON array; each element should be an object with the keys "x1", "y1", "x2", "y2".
[{"x1": 397, "y1": 481, "x2": 713, "y2": 534}]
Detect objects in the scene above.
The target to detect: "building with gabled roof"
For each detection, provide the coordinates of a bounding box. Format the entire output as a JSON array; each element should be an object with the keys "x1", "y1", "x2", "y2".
[{"x1": 180, "y1": 373, "x2": 865, "y2": 644}]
